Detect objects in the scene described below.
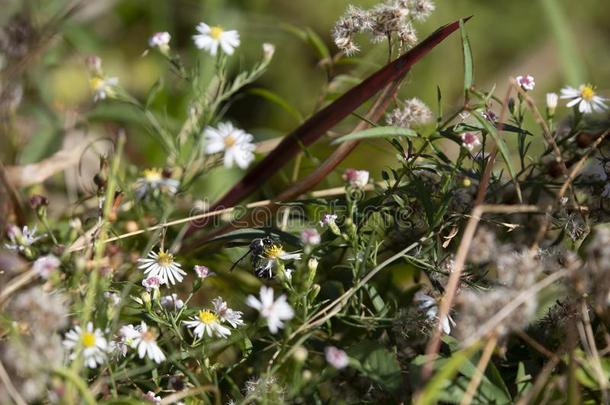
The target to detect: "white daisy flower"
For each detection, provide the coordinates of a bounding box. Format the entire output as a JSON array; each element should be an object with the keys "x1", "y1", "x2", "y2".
[
  {"x1": 63, "y1": 322, "x2": 108, "y2": 368},
  {"x1": 414, "y1": 291, "x2": 455, "y2": 334},
  {"x1": 5, "y1": 224, "x2": 43, "y2": 252},
  {"x1": 252, "y1": 239, "x2": 302, "y2": 279},
  {"x1": 324, "y1": 346, "x2": 349, "y2": 369},
  {"x1": 184, "y1": 309, "x2": 231, "y2": 338},
  {"x1": 212, "y1": 297, "x2": 244, "y2": 327},
  {"x1": 138, "y1": 249, "x2": 186, "y2": 286},
  {"x1": 89, "y1": 75, "x2": 119, "y2": 102},
  {"x1": 32, "y1": 254, "x2": 60, "y2": 279},
  {"x1": 560, "y1": 84, "x2": 608, "y2": 114},
  {"x1": 515, "y1": 75, "x2": 535, "y2": 91},
  {"x1": 193, "y1": 22, "x2": 240, "y2": 56},
  {"x1": 194, "y1": 264, "x2": 215, "y2": 280},
  {"x1": 246, "y1": 286, "x2": 294, "y2": 334},
  {"x1": 116, "y1": 324, "x2": 138, "y2": 356},
  {"x1": 135, "y1": 168, "x2": 179, "y2": 200},
  {"x1": 203, "y1": 122, "x2": 256, "y2": 169},
  {"x1": 122, "y1": 322, "x2": 166, "y2": 364},
  {"x1": 149, "y1": 32, "x2": 171, "y2": 51},
  {"x1": 460, "y1": 132, "x2": 481, "y2": 151},
  {"x1": 160, "y1": 293, "x2": 184, "y2": 310},
  {"x1": 342, "y1": 168, "x2": 370, "y2": 189}
]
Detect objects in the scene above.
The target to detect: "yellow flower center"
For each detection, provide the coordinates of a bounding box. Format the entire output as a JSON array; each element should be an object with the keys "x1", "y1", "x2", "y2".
[
  {"x1": 210, "y1": 26, "x2": 224, "y2": 40},
  {"x1": 89, "y1": 77, "x2": 104, "y2": 91},
  {"x1": 143, "y1": 168, "x2": 163, "y2": 182},
  {"x1": 81, "y1": 332, "x2": 96, "y2": 348},
  {"x1": 580, "y1": 85, "x2": 596, "y2": 101},
  {"x1": 265, "y1": 244, "x2": 285, "y2": 259},
  {"x1": 142, "y1": 330, "x2": 156, "y2": 342},
  {"x1": 224, "y1": 134, "x2": 237, "y2": 148},
  {"x1": 157, "y1": 251, "x2": 174, "y2": 266},
  {"x1": 198, "y1": 310, "x2": 218, "y2": 324}
]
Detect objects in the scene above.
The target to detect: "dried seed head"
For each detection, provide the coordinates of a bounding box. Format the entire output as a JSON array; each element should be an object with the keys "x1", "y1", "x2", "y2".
[
  {"x1": 331, "y1": 5, "x2": 372, "y2": 55},
  {"x1": 370, "y1": 3, "x2": 406, "y2": 41},
  {"x1": 1, "y1": 287, "x2": 68, "y2": 402},
  {"x1": 386, "y1": 97, "x2": 433, "y2": 128},
  {"x1": 397, "y1": 23, "x2": 418, "y2": 47},
  {"x1": 495, "y1": 246, "x2": 542, "y2": 289},
  {"x1": 576, "y1": 226, "x2": 610, "y2": 312},
  {"x1": 7, "y1": 287, "x2": 69, "y2": 334},
  {"x1": 0, "y1": 15, "x2": 35, "y2": 58},
  {"x1": 468, "y1": 227, "x2": 497, "y2": 264},
  {"x1": 404, "y1": 0, "x2": 436, "y2": 22},
  {"x1": 456, "y1": 287, "x2": 537, "y2": 340}
]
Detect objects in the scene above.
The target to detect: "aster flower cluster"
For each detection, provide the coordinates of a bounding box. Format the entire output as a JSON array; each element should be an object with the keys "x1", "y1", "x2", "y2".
[
  {"x1": 332, "y1": 0, "x2": 436, "y2": 55},
  {"x1": 386, "y1": 97, "x2": 433, "y2": 129}
]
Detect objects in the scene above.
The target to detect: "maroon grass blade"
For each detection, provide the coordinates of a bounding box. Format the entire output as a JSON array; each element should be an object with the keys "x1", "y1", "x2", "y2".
[{"x1": 184, "y1": 17, "x2": 471, "y2": 238}]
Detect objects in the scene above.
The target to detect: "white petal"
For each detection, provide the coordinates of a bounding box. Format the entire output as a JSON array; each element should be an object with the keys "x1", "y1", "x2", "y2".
[
  {"x1": 246, "y1": 295, "x2": 262, "y2": 310},
  {"x1": 196, "y1": 22, "x2": 211, "y2": 34}
]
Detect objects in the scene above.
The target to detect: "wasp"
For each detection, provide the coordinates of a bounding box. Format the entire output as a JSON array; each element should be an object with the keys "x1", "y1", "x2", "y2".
[{"x1": 230, "y1": 236, "x2": 301, "y2": 279}]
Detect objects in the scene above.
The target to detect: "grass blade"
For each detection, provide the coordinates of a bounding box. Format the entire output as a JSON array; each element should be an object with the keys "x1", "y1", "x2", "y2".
[{"x1": 460, "y1": 19, "x2": 474, "y2": 95}]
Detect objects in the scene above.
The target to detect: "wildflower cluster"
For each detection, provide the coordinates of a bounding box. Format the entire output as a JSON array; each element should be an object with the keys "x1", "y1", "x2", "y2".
[
  {"x1": 1, "y1": 1, "x2": 610, "y2": 404},
  {"x1": 332, "y1": 0, "x2": 435, "y2": 55}
]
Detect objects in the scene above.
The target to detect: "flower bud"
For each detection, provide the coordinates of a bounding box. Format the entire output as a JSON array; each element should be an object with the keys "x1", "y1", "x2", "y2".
[
  {"x1": 293, "y1": 346, "x2": 308, "y2": 363},
  {"x1": 262, "y1": 43, "x2": 275, "y2": 61},
  {"x1": 306, "y1": 257, "x2": 318, "y2": 286},
  {"x1": 308, "y1": 284, "x2": 320, "y2": 301},
  {"x1": 546, "y1": 92, "x2": 558, "y2": 117}
]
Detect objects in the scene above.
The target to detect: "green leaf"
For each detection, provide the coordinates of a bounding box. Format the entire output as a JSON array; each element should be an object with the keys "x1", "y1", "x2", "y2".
[
  {"x1": 305, "y1": 27, "x2": 331, "y2": 61},
  {"x1": 332, "y1": 126, "x2": 418, "y2": 144},
  {"x1": 460, "y1": 19, "x2": 474, "y2": 92},
  {"x1": 205, "y1": 227, "x2": 303, "y2": 248},
  {"x1": 280, "y1": 23, "x2": 308, "y2": 42},
  {"x1": 248, "y1": 88, "x2": 303, "y2": 123},
  {"x1": 365, "y1": 284, "x2": 387, "y2": 315},
  {"x1": 516, "y1": 362, "x2": 533, "y2": 396},
  {"x1": 414, "y1": 341, "x2": 483, "y2": 405},
  {"x1": 280, "y1": 24, "x2": 330, "y2": 61},
  {"x1": 145, "y1": 78, "x2": 163, "y2": 110},
  {"x1": 349, "y1": 341, "x2": 402, "y2": 393}
]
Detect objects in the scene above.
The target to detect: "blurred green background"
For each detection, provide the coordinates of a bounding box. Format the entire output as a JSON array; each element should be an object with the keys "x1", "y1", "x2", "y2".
[{"x1": 2, "y1": 0, "x2": 609, "y2": 201}]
